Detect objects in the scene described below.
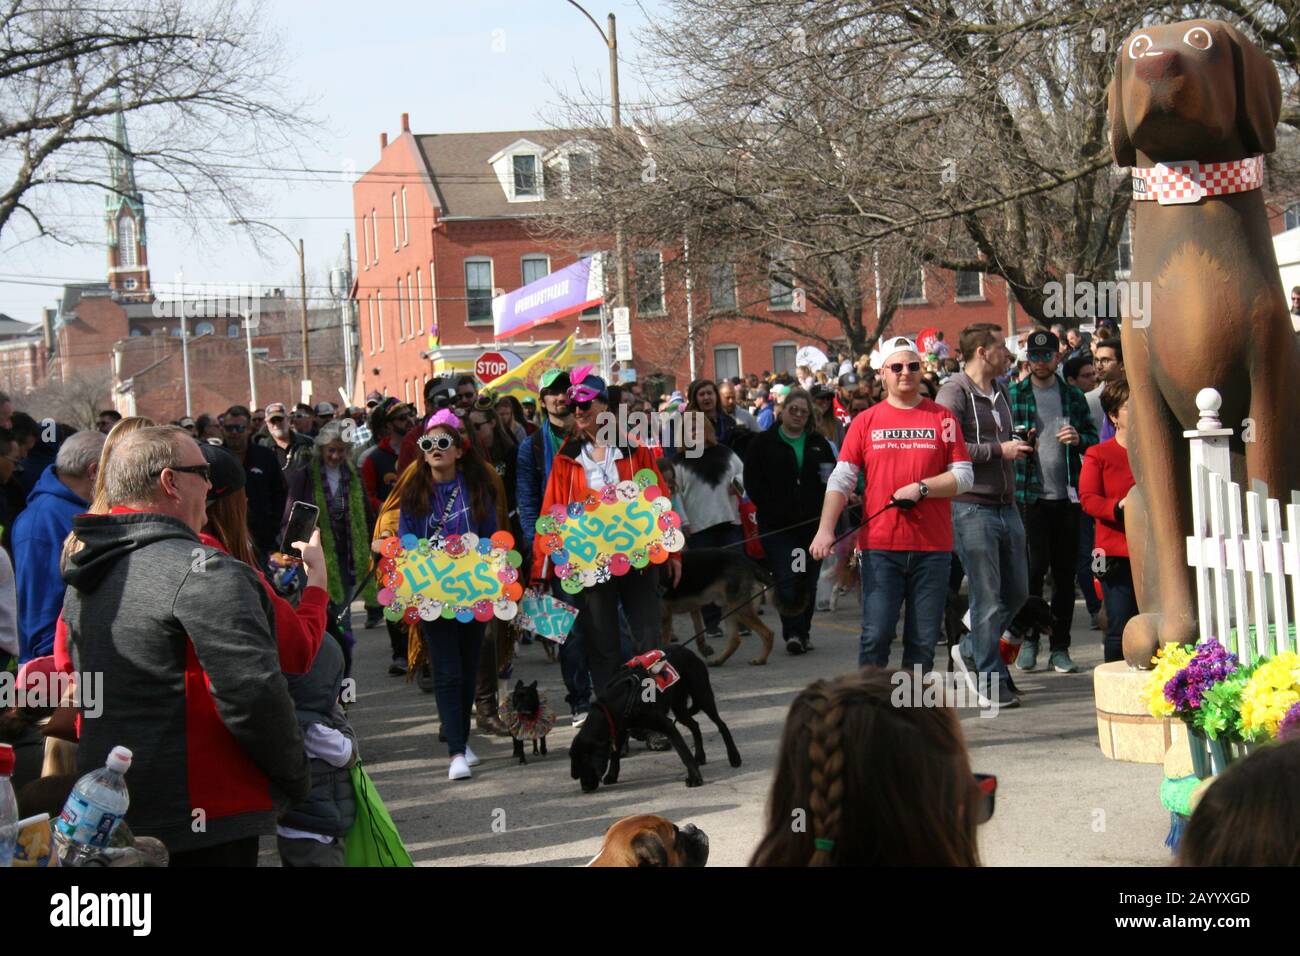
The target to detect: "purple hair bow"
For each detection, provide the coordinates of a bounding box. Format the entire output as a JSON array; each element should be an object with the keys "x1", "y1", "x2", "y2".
[{"x1": 425, "y1": 408, "x2": 461, "y2": 432}]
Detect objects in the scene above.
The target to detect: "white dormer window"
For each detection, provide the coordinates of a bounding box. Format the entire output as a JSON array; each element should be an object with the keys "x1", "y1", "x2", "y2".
[
  {"x1": 489, "y1": 139, "x2": 547, "y2": 203},
  {"x1": 513, "y1": 155, "x2": 538, "y2": 197}
]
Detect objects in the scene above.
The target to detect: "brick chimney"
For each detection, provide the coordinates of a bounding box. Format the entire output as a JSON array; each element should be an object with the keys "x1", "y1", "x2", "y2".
[
  {"x1": 380, "y1": 132, "x2": 388, "y2": 149},
  {"x1": 401, "y1": 113, "x2": 410, "y2": 133}
]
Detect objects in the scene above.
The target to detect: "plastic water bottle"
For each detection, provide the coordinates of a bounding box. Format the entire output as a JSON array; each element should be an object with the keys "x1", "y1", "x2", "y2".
[
  {"x1": 0, "y1": 744, "x2": 19, "y2": 868},
  {"x1": 52, "y1": 746, "x2": 132, "y2": 867}
]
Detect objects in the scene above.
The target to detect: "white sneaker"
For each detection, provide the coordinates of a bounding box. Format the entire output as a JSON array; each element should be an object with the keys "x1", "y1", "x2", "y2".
[
  {"x1": 448, "y1": 754, "x2": 472, "y2": 780},
  {"x1": 572, "y1": 710, "x2": 588, "y2": 728},
  {"x1": 464, "y1": 745, "x2": 481, "y2": 767}
]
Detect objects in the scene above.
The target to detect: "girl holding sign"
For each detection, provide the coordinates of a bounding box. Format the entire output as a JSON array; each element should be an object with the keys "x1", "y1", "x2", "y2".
[
  {"x1": 398, "y1": 409, "x2": 507, "y2": 781},
  {"x1": 532, "y1": 368, "x2": 682, "y2": 708}
]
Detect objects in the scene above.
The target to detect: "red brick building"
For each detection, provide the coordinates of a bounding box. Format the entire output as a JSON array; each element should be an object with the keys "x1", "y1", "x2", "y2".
[
  {"x1": 350, "y1": 116, "x2": 1035, "y2": 398},
  {"x1": 0, "y1": 312, "x2": 50, "y2": 396}
]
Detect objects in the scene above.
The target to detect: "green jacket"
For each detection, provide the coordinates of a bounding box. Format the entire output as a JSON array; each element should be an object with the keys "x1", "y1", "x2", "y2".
[{"x1": 1007, "y1": 374, "x2": 1098, "y2": 505}]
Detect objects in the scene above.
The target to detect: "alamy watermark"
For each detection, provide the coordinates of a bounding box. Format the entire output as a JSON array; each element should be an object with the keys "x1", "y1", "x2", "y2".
[
  {"x1": 1042, "y1": 273, "x2": 1151, "y2": 328},
  {"x1": 151, "y1": 274, "x2": 264, "y2": 329},
  {"x1": 594, "y1": 408, "x2": 705, "y2": 457},
  {"x1": 0, "y1": 669, "x2": 102, "y2": 718},
  {"x1": 890, "y1": 665, "x2": 1002, "y2": 718}
]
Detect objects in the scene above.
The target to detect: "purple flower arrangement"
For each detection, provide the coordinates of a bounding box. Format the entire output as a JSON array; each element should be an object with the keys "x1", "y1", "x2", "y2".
[
  {"x1": 1164, "y1": 638, "x2": 1240, "y2": 719},
  {"x1": 1279, "y1": 701, "x2": 1300, "y2": 743}
]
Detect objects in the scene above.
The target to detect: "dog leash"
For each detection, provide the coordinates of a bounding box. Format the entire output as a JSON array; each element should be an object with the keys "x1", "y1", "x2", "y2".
[{"x1": 673, "y1": 497, "x2": 913, "y2": 653}]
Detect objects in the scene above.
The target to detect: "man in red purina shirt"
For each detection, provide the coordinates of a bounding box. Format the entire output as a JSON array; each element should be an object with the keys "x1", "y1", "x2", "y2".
[{"x1": 811, "y1": 336, "x2": 973, "y2": 671}]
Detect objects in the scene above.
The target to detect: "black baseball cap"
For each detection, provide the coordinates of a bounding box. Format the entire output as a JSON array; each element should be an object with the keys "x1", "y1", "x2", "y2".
[
  {"x1": 200, "y1": 443, "x2": 246, "y2": 504},
  {"x1": 1026, "y1": 329, "x2": 1059, "y2": 354},
  {"x1": 811, "y1": 384, "x2": 834, "y2": 399},
  {"x1": 838, "y1": 372, "x2": 860, "y2": 388}
]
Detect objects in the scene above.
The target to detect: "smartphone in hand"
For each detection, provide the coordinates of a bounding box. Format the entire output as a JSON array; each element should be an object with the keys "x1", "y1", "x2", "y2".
[{"x1": 280, "y1": 502, "x2": 320, "y2": 563}]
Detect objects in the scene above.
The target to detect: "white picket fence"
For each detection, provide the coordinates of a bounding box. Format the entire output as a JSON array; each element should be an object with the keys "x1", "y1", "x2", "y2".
[{"x1": 1185, "y1": 388, "x2": 1300, "y2": 662}]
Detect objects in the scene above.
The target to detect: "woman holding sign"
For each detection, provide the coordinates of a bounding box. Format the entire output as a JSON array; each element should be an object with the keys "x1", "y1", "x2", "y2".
[
  {"x1": 398, "y1": 409, "x2": 508, "y2": 781},
  {"x1": 531, "y1": 368, "x2": 682, "y2": 708}
]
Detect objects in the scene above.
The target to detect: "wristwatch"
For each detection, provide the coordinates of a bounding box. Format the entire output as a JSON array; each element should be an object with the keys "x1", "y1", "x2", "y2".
[{"x1": 917, "y1": 480, "x2": 930, "y2": 499}]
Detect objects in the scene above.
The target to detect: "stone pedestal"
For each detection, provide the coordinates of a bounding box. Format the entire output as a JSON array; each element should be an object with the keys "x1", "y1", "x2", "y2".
[{"x1": 1094, "y1": 660, "x2": 1187, "y2": 763}]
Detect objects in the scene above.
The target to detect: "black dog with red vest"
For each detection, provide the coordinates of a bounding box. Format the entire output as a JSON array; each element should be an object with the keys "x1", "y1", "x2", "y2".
[{"x1": 570, "y1": 645, "x2": 741, "y2": 792}]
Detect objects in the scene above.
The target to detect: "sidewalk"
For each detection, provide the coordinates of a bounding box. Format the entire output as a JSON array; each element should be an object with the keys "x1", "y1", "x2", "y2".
[{"x1": 340, "y1": 596, "x2": 1172, "y2": 867}]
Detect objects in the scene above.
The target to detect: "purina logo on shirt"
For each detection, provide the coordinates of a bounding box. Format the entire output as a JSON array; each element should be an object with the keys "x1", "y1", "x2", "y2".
[{"x1": 871, "y1": 428, "x2": 937, "y2": 441}]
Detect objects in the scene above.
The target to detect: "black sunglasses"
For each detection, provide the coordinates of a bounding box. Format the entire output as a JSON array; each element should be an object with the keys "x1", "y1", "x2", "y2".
[
  {"x1": 1027, "y1": 351, "x2": 1054, "y2": 363},
  {"x1": 155, "y1": 463, "x2": 212, "y2": 483},
  {"x1": 268, "y1": 416, "x2": 285, "y2": 425},
  {"x1": 222, "y1": 423, "x2": 247, "y2": 433},
  {"x1": 574, "y1": 399, "x2": 594, "y2": 411},
  {"x1": 418, "y1": 434, "x2": 456, "y2": 453},
  {"x1": 974, "y1": 773, "x2": 997, "y2": 825},
  {"x1": 886, "y1": 361, "x2": 922, "y2": 374}
]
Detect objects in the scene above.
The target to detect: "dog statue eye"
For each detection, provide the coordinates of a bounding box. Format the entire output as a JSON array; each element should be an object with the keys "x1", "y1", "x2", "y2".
[
  {"x1": 1182, "y1": 26, "x2": 1212, "y2": 51},
  {"x1": 1127, "y1": 34, "x2": 1152, "y2": 59}
]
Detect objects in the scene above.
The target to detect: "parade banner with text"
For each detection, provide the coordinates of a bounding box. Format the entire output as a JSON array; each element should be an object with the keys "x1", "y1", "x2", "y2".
[
  {"x1": 492, "y1": 255, "x2": 604, "y2": 339},
  {"x1": 534, "y1": 469, "x2": 685, "y2": 595},
  {"x1": 377, "y1": 531, "x2": 524, "y2": 623}
]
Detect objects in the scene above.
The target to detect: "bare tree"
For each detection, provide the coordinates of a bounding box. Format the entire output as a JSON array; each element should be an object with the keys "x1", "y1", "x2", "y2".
[
  {"x1": 542, "y1": 1, "x2": 1300, "y2": 334},
  {"x1": 0, "y1": 0, "x2": 317, "y2": 244},
  {"x1": 19, "y1": 371, "x2": 113, "y2": 429}
]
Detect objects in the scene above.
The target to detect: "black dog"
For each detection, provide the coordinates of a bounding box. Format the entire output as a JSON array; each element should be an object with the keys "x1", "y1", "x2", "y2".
[
  {"x1": 570, "y1": 645, "x2": 741, "y2": 792},
  {"x1": 500, "y1": 680, "x2": 555, "y2": 765},
  {"x1": 1008, "y1": 595, "x2": 1055, "y2": 649}
]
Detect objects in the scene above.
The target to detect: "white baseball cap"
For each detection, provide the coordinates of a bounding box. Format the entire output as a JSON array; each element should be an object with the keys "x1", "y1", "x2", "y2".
[{"x1": 870, "y1": 336, "x2": 920, "y2": 370}]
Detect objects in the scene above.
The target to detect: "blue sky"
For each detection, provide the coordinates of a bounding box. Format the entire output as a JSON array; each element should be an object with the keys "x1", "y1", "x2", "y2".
[{"x1": 0, "y1": 0, "x2": 666, "y2": 322}]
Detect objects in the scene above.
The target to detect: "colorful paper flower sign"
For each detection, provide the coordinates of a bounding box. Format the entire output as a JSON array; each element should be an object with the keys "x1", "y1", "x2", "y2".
[
  {"x1": 377, "y1": 531, "x2": 523, "y2": 622},
  {"x1": 534, "y1": 477, "x2": 683, "y2": 593}
]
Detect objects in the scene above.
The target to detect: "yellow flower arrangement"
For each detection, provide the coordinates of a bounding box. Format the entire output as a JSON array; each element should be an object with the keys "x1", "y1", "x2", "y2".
[
  {"x1": 1142, "y1": 643, "x2": 1196, "y2": 718},
  {"x1": 1239, "y1": 652, "x2": 1300, "y2": 741}
]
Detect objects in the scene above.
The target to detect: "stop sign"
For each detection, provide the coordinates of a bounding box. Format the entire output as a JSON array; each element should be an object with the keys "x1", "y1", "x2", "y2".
[{"x1": 475, "y1": 351, "x2": 510, "y2": 382}]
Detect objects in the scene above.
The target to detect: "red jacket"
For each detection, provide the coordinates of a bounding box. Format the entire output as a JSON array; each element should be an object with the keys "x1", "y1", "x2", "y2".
[
  {"x1": 530, "y1": 438, "x2": 680, "y2": 581},
  {"x1": 1079, "y1": 438, "x2": 1135, "y2": 560},
  {"x1": 53, "y1": 531, "x2": 328, "y2": 736}
]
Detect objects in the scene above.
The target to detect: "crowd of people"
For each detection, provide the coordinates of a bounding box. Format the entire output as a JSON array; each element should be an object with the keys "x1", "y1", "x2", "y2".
[{"x1": 3, "y1": 313, "x2": 1292, "y2": 868}]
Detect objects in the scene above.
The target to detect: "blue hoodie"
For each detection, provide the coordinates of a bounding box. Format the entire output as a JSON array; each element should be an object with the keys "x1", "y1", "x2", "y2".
[{"x1": 12, "y1": 465, "x2": 87, "y2": 661}]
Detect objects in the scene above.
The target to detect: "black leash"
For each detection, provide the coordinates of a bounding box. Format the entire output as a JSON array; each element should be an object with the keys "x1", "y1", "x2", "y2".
[{"x1": 673, "y1": 497, "x2": 915, "y2": 652}]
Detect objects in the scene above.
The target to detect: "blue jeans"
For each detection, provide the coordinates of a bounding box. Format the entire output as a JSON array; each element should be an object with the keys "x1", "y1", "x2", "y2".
[
  {"x1": 1075, "y1": 514, "x2": 1102, "y2": 615},
  {"x1": 858, "y1": 550, "x2": 951, "y2": 670},
  {"x1": 762, "y1": 528, "x2": 821, "y2": 641},
  {"x1": 951, "y1": 502, "x2": 1028, "y2": 693},
  {"x1": 687, "y1": 522, "x2": 745, "y2": 631},
  {"x1": 552, "y1": 578, "x2": 591, "y2": 714},
  {"x1": 422, "y1": 618, "x2": 484, "y2": 758}
]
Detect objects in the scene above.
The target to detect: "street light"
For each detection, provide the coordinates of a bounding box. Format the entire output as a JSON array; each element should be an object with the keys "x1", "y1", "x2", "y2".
[
  {"x1": 228, "y1": 217, "x2": 310, "y2": 398},
  {"x1": 566, "y1": 2, "x2": 628, "y2": 379}
]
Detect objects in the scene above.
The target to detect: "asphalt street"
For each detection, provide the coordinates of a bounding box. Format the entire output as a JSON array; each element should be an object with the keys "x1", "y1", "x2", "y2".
[{"x1": 277, "y1": 594, "x2": 1173, "y2": 867}]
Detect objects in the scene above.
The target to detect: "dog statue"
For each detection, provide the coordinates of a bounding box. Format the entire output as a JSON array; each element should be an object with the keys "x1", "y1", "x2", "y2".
[
  {"x1": 499, "y1": 680, "x2": 555, "y2": 765},
  {"x1": 586, "y1": 814, "x2": 710, "y2": 867},
  {"x1": 1108, "y1": 19, "x2": 1300, "y2": 666},
  {"x1": 570, "y1": 644, "x2": 741, "y2": 791}
]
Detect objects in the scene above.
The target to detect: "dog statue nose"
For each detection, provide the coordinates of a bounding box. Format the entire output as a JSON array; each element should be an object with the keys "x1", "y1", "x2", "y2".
[{"x1": 1134, "y1": 48, "x2": 1182, "y2": 81}]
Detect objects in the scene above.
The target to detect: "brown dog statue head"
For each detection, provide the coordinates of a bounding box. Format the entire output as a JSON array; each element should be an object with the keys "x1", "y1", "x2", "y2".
[
  {"x1": 587, "y1": 814, "x2": 710, "y2": 867},
  {"x1": 1109, "y1": 20, "x2": 1281, "y2": 166}
]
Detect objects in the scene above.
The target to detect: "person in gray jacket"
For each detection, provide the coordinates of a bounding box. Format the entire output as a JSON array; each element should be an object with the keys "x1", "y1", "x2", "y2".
[
  {"x1": 62, "y1": 426, "x2": 309, "y2": 867},
  {"x1": 276, "y1": 633, "x2": 357, "y2": 867},
  {"x1": 935, "y1": 324, "x2": 1033, "y2": 709}
]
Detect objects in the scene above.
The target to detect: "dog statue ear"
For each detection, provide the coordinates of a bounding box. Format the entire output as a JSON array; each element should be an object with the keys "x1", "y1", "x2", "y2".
[
  {"x1": 631, "y1": 831, "x2": 671, "y2": 867},
  {"x1": 1108, "y1": 54, "x2": 1136, "y2": 167},
  {"x1": 1225, "y1": 22, "x2": 1281, "y2": 155}
]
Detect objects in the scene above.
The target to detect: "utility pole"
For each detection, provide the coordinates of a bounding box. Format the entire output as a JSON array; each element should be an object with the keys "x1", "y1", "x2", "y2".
[{"x1": 299, "y1": 237, "x2": 310, "y2": 385}]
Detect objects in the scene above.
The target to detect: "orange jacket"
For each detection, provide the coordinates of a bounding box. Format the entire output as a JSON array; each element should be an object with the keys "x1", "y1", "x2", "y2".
[{"x1": 529, "y1": 438, "x2": 679, "y2": 581}]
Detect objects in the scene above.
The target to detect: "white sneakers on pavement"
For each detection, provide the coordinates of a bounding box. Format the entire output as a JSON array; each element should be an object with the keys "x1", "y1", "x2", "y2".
[
  {"x1": 448, "y1": 754, "x2": 472, "y2": 780},
  {"x1": 465, "y1": 745, "x2": 481, "y2": 767}
]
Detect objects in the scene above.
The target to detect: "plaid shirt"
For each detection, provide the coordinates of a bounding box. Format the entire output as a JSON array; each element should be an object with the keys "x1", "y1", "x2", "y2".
[{"x1": 1007, "y1": 374, "x2": 1099, "y2": 505}]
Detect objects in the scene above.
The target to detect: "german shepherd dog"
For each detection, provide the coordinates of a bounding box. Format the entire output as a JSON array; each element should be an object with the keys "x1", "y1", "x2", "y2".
[{"x1": 660, "y1": 548, "x2": 806, "y2": 666}]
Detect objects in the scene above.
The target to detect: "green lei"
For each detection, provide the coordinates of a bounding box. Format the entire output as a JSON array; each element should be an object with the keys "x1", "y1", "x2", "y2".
[{"x1": 311, "y1": 461, "x2": 377, "y2": 606}]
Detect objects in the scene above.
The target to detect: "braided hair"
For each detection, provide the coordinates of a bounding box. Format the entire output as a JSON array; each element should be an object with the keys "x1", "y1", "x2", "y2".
[{"x1": 750, "y1": 667, "x2": 982, "y2": 867}]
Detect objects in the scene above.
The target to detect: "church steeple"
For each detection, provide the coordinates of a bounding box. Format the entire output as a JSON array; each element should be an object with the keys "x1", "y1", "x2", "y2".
[{"x1": 106, "y1": 95, "x2": 150, "y2": 300}]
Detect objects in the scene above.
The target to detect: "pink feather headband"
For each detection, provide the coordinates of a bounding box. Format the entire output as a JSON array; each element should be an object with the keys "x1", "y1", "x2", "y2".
[{"x1": 425, "y1": 408, "x2": 461, "y2": 432}]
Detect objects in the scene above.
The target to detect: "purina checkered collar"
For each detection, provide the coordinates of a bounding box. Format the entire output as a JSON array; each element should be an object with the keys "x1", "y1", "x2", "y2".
[{"x1": 1131, "y1": 156, "x2": 1264, "y2": 205}]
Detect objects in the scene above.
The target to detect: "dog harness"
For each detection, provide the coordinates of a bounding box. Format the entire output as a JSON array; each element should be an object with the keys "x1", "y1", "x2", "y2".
[
  {"x1": 625, "y1": 650, "x2": 681, "y2": 692},
  {"x1": 1130, "y1": 155, "x2": 1264, "y2": 205}
]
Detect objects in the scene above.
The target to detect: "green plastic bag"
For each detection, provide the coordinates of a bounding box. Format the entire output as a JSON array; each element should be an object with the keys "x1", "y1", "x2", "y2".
[{"x1": 344, "y1": 762, "x2": 413, "y2": 867}]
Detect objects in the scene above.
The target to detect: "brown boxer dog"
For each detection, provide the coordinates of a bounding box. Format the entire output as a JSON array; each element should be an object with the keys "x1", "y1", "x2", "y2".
[{"x1": 587, "y1": 814, "x2": 710, "y2": 867}]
